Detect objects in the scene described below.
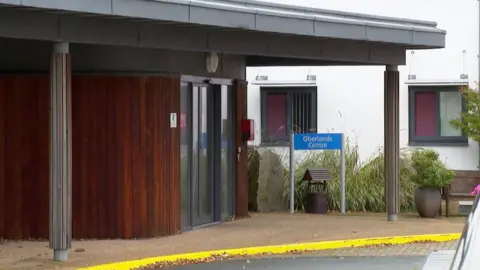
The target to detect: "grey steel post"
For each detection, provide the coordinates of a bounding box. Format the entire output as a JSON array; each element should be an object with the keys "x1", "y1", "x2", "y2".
[
  {"x1": 384, "y1": 64, "x2": 400, "y2": 222},
  {"x1": 340, "y1": 133, "x2": 346, "y2": 214},
  {"x1": 289, "y1": 133, "x2": 295, "y2": 214},
  {"x1": 49, "y1": 41, "x2": 72, "y2": 261}
]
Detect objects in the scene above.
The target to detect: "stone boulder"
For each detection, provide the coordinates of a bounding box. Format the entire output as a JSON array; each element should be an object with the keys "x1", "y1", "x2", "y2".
[{"x1": 257, "y1": 149, "x2": 287, "y2": 212}]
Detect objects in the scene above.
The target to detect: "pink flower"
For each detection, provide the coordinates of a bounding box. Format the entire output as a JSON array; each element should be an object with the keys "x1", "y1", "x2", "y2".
[{"x1": 471, "y1": 185, "x2": 480, "y2": 195}]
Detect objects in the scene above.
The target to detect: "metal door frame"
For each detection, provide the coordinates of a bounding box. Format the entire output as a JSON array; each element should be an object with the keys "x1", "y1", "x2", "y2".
[{"x1": 180, "y1": 76, "x2": 236, "y2": 230}]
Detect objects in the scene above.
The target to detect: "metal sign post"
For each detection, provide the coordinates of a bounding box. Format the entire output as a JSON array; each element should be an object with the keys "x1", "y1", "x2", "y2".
[
  {"x1": 289, "y1": 133, "x2": 346, "y2": 214},
  {"x1": 289, "y1": 133, "x2": 295, "y2": 214},
  {"x1": 340, "y1": 133, "x2": 346, "y2": 214}
]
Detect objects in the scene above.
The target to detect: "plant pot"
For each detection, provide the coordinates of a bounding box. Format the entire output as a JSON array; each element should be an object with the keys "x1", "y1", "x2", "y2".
[{"x1": 414, "y1": 187, "x2": 441, "y2": 218}]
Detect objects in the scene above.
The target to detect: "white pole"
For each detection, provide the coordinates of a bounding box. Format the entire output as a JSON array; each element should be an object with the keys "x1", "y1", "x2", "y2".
[
  {"x1": 340, "y1": 133, "x2": 346, "y2": 214},
  {"x1": 289, "y1": 133, "x2": 295, "y2": 214}
]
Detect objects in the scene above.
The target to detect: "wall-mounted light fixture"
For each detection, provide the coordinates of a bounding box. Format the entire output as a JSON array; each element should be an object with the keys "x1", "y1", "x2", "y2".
[
  {"x1": 255, "y1": 75, "x2": 268, "y2": 81},
  {"x1": 205, "y1": 52, "x2": 219, "y2": 73},
  {"x1": 408, "y1": 74, "x2": 416, "y2": 80},
  {"x1": 306, "y1": 74, "x2": 316, "y2": 81},
  {"x1": 460, "y1": 74, "x2": 469, "y2": 80}
]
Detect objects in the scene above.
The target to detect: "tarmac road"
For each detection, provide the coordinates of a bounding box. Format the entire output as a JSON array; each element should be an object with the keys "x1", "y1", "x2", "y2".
[{"x1": 167, "y1": 256, "x2": 426, "y2": 270}]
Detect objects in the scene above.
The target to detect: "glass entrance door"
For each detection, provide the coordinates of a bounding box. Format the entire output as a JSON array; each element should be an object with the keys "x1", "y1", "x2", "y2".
[
  {"x1": 180, "y1": 80, "x2": 234, "y2": 230},
  {"x1": 192, "y1": 85, "x2": 215, "y2": 226}
]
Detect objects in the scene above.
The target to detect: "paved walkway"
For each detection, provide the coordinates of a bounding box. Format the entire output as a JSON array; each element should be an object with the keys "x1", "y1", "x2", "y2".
[{"x1": 0, "y1": 213, "x2": 465, "y2": 269}]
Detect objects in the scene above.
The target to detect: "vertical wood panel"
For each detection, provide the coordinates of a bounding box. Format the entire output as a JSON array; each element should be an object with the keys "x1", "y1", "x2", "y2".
[
  {"x1": 94, "y1": 77, "x2": 108, "y2": 238},
  {"x1": 145, "y1": 77, "x2": 156, "y2": 237},
  {"x1": 22, "y1": 78, "x2": 36, "y2": 238},
  {"x1": 72, "y1": 76, "x2": 87, "y2": 238},
  {"x1": 157, "y1": 77, "x2": 167, "y2": 235},
  {"x1": 0, "y1": 77, "x2": 5, "y2": 238},
  {"x1": 123, "y1": 78, "x2": 134, "y2": 239},
  {"x1": 36, "y1": 76, "x2": 50, "y2": 238},
  {"x1": 87, "y1": 77, "x2": 99, "y2": 238},
  {"x1": 235, "y1": 80, "x2": 249, "y2": 218},
  {"x1": 138, "y1": 77, "x2": 150, "y2": 237},
  {"x1": 0, "y1": 75, "x2": 50, "y2": 239},
  {"x1": 5, "y1": 78, "x2": 25, "y2": 239},
  {"x1": 151, "y1": 77, "x2": 162, "y2": 236},
  {"x1": 132, "y1": 77, "x2": 149, "y2": 237},
  {"x1": 170, "y1": 77, "x2": 181, "y2": 234},
  {"x1": 114, "y1": 77, "x2": 127, "y2": 238},
  {"x1": 71, "y1": 75, "x2": 180, "y2": 239},
  {"x1": 1, "y1": 74, "x2": 180, "y2": 240},
  {"x1": 163, "y1": 77, "x2": 170, "y2": 235},
  {"x1": 105, "y1": 80, "x2": 118, "y2": 238}
]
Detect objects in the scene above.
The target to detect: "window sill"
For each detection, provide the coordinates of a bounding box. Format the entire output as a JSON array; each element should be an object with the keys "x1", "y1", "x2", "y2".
[
  {"x1": 408, "y1": 141, "x2": 469, "y2": 147},
  {"x1": 259, "y1": 142, "x2": 290, "y2": 147}
]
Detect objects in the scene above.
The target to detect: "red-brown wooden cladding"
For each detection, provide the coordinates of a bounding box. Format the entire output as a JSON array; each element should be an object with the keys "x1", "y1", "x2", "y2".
[
  {"x1": 0, "y1": 75, "x2": 181, "y2": 239},
  {"x1": 0, "y1": 75, "x2": 50, "y2": 239},
  {"x1": 72, "y1": 75, "x2": 181, "y2": 239},
  {"x1": 235, "y1": 80, "x2": 249, "y2": 218}
]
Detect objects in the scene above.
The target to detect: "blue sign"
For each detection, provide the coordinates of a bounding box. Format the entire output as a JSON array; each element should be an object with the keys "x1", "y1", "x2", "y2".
[{"x1": 293, "y1": 133, "x2": 342, "y2": 150}]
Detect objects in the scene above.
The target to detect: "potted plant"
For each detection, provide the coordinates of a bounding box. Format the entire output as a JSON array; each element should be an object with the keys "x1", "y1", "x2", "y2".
[{"x1": 410, "y1": 149, "x2": 454, "y2": 218}]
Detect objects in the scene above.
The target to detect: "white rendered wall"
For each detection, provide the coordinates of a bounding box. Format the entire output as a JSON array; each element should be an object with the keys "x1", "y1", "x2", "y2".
[{"x1": 247, "y1": 0, "x2": 480, "y2": 170}]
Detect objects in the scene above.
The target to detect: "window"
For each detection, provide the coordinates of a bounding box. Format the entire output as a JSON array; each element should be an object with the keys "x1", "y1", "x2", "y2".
[
  {"x1": 408, "y1": 85, "x2": 467, "y2": 145},
  {"x1": 261, "y1": 86, "x2": 317, "y2": 143}
]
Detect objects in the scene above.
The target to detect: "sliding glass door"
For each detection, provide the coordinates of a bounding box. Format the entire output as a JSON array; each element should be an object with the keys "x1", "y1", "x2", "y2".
[
  {"x1": 180, "y1": 80, "x2": 235, "y2": 230},
  {"x1": 220, "y1": 85, "x2": 234, "y2": 220},
  {"x1": 193, "y1": 85, "x2": 215, "y2": 225}
]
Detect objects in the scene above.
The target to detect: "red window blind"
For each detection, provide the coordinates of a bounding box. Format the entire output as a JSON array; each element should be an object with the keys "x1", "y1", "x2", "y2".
[
  {"x1": 266, "y1": 93, "x2": 287, "y2": 138},
  {"x1": 414, "y1": 92, "x2": 437, "y2": 136}
]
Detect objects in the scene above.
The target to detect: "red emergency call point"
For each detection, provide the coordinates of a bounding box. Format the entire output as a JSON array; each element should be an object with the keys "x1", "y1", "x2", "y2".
[{"x1": 241, "y1": 119, "x2": 255, "y2": 141}]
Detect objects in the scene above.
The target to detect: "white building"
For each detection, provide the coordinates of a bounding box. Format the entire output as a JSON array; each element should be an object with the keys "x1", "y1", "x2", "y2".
[{"x1": 247, "y1": 0, "x2": 480, "y2": 171}]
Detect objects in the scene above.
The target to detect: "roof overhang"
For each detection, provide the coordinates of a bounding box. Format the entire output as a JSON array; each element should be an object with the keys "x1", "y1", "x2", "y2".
[{"x1": 0, "y1": 0, "x2": 446, "y2": 66}]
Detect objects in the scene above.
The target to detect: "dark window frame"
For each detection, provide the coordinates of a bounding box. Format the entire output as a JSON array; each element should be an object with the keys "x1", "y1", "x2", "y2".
[
  {"x1": 260, "y1": 86, "x2": 318, "y2": 145},
  {"x1": 408, "y1": 85, "x2": 468, "y2": 146}
]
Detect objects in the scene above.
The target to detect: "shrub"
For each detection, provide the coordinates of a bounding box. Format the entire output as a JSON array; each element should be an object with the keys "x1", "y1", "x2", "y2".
[
  {"x1": 410, "y1": 148, "x2": 454, "y2": 188},
  {"x1": 450, "y1": 85, "x2": 480, "y2": 142},
  {"x1": 282, "y1": 140, "x2": 418, "y2": 212}
]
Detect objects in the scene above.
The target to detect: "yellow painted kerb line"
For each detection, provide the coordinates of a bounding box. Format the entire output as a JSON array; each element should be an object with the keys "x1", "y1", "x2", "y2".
[{"x1": 78, "y1": 233, "x2": 461, "y2": 270}]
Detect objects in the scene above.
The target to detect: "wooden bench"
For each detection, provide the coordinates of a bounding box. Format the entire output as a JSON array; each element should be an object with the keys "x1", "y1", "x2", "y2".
[
  {"x1": 441, "y1": 187, "x2": 476, "y2": 217},
  {"x1": 440, "y1": 171, "x2": 480, "y2": 217}
]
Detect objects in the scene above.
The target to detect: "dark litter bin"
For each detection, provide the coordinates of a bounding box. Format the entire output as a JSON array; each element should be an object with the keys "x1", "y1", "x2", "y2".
[{"x1": 302, "y1": 168, "x2": 331, "y2": 214}]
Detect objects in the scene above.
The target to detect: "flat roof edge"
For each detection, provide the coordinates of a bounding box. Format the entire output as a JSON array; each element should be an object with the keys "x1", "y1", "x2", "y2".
[
  {"x1": 220, "y1": 0, "x2": 438, "y2": 27},
  {"x1": 0, "y1": 0, "x2": 446, "y2": 48}
]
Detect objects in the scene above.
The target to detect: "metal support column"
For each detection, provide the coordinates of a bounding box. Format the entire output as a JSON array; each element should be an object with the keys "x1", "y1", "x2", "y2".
[
  {"x1": 49, "y1": 42, "x2": 72, "y2": 261},
  {"x1": 384, "y1": 64, "x2": 400, "y2": 222}
]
